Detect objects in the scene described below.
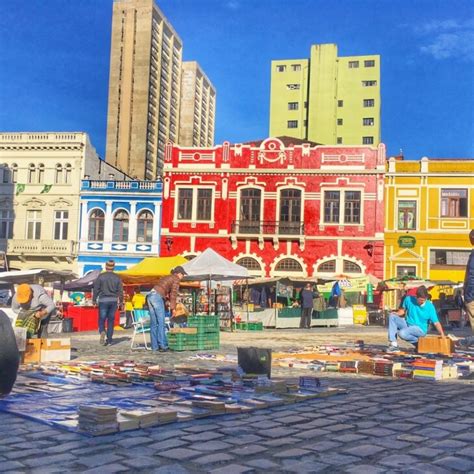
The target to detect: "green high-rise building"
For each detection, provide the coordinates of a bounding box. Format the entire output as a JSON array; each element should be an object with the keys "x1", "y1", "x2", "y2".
[{"x1": 269, "y1": 44, "x2": 381, "y2": 146}]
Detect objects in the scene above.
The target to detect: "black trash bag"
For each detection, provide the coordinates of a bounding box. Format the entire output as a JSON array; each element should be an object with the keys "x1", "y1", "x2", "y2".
[
  {"x1": 0, "y1": 310, "x2": 20, "y2": 395},
  {"x1": 237, "y1": 347, "x2": 272, "y2": 378}
]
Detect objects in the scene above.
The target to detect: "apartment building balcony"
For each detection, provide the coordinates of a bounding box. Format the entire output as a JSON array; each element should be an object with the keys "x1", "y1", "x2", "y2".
[
  {"x1": 230, "y1": 220, "x2": 305, "y2": 249},
  {"x1": 8, "y1": 239, "x2": 77, "y2": 262},
  {"x1": 231, "y1": 220, "x2": 304, "y2": 236},
  {"x1": 81, "y1": 180, "x2": 162, "y2": 192}
]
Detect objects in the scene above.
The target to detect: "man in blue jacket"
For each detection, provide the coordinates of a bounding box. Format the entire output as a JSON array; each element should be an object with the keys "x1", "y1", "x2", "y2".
[
  {"x1": 387, "y1": 285, "x2": 445, "y2": 352},
  {"x1": 93, "y1": 260, "x2": 123, "y2": 346}
]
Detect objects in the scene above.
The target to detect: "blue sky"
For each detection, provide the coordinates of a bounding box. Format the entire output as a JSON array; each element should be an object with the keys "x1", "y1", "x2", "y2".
[{"x1": 0, "y1": 0, "x2": 473, "y2": 160}]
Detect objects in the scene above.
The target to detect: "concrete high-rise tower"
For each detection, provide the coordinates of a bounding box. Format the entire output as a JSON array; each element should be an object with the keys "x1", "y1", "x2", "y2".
[
  {"x1": 105, "y1": 0, "x2": 183, "y2": 179},
  {"x1": 269, "y1": 44, "x2": 381, "y2": 146},
  {"x1": 179, "y1": 61, "x2": 216, "y2": 147}
]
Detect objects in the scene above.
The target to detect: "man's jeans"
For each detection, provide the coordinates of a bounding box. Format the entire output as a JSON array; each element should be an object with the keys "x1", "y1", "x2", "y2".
[
  {"x1": 147, "y1": 292, "x2": 168, "y2": 351},
  {"x1": 98, "y1": 301, "x2": 117, "y2": 343},
  {"x1": 388, "y1": 313, "x2": 425, "y2": 345}
]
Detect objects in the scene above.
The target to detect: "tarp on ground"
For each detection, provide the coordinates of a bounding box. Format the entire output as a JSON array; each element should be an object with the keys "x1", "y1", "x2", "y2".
[
  {"x1": 53, "y1": 270, "x2": 101, "y2": 292},
  {"x1": 116, "y1": 256, "x2": 188, "y2": 284},
  {"x1": 181, "y1": 248, "x2": 250, "y2": 281}
]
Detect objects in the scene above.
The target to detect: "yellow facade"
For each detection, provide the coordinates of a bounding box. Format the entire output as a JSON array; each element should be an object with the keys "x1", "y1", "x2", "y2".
[
  {"x1": 385, "y1": 158, "x2": 474, "y2": 294},
  {"x1": 269, "y1": 43, "x2": 381, "y2": 146}
]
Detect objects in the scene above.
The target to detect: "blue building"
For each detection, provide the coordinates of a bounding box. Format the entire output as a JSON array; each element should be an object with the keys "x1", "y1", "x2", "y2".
[{"x1": 78, "y1": 179, "x2": 162, "y2": 274}]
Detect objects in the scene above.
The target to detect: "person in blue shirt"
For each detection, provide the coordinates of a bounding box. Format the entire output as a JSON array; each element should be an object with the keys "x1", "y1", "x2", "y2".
[{"x1": 387, "y1": 285, "x2": 445, "y2": 353}]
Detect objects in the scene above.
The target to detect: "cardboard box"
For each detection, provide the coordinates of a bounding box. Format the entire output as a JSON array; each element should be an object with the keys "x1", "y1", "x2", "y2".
[
  {"x1": 40, "y1": 338, "x2": 71, "y2": 362},
  {"x1": 169, "y1": 327, "x2": 198, "y2": 334},
  {"x1": 23, "y1": 339, "x2": 43, "y2": 363},
  {"x1": 418, "y1": 336, "x2": 454, "y2": 356}
]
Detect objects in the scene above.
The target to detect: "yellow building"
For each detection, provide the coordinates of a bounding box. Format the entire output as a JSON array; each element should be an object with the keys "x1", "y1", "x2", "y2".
[
  {"x1": 269, "y1": 43, "x2": 381, "y2": 146},
  {"x1": 385, "y1": 157, "x2": 474, "y2": 291}
]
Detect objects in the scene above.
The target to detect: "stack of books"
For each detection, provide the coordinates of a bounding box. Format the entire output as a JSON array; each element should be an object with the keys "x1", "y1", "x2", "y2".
[
  {"x1": 412, "y1": 359, "x2": 443, "y2": 381},
  {"x1": 78, "y1": 405, "x2": 118, "y2": 435}
]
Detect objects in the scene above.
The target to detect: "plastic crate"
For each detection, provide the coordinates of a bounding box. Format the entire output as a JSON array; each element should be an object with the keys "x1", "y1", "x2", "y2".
[
  {"x1": 188, "y1": 315, "x2": 220, "y2": 330},
  {"x1": 233, "y1": 322, "x2": 263, "y2": 331},
  {"x1": 168, "y1": 333, "x2": 199, "y2": 351}
]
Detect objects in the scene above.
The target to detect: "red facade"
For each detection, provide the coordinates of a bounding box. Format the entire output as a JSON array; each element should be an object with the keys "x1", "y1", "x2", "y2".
[{"x1": 161, "y1": 137, "x2": 385, "y2": 279}]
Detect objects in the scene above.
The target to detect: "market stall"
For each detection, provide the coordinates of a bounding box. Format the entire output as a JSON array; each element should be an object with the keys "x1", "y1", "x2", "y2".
[
  {"x1": 181, "y1": 249, "x2": 250, "y2": 330},
  {"x1": 233, "y1": 274, "x2": 381, "y2": 328}
]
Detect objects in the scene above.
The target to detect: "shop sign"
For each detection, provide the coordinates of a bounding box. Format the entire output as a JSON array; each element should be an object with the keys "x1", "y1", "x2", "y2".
[{"x1": 398, "y1": 235, "x2": 416, "y2": 248}]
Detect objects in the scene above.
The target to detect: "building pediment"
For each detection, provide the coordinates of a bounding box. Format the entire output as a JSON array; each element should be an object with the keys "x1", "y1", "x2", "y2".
[
  {"x1": 21, "y1": 197, "x2": 47, "y2": 207},
  {"x1": 49, "y1": 197, "x2": 73, "y2": 207},
  {"x1": 390, "y1": 248, "x2": 424, "y2": 261}
]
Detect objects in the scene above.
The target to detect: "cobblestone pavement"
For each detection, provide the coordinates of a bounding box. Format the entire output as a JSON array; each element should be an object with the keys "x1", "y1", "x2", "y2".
[{"x1": 1, "y1": 328, "x2": 473, "y2": 473}]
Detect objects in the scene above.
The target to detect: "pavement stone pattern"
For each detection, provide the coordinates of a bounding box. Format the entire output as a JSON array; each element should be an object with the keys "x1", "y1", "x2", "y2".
[
  {"x1": 1, "y1": 375, "x2": 473, "y2": 473},
  {"x1": 2, "y1": 327, "x2": 474, "y2": 472}
]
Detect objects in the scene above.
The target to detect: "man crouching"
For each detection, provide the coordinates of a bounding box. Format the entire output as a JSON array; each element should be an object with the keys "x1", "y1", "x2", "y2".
[{"x1": 387, "y1": 285, "x2": 445, "y2": 353}]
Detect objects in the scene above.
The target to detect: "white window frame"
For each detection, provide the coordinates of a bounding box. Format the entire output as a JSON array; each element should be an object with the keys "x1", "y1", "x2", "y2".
[
  {"x1": 321, "y1": 188, "x2": 364, "y2": 226},
  {"x1": 175, "y1": 186, "x2": 215, "y2": 223},
  {"x1": 26, "y1": 210, "x2": 42, "y2": 240},
  {"x1": 54, "y1": 210, "x2": 69, "y2": 240},
  {"x1": 397, "y1": 200, "x2": 418, "y2": 231}
]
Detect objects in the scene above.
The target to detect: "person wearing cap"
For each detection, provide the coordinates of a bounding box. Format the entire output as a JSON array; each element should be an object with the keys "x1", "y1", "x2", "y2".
[
  {"x1": 93, "y1": 260, "x2": 123, "y2": 346},
  {"x1": 147, "y1": 266, "x2": 187, "y2": 352},
  {"x1": 12, "y1": 283, "x2": 56, "y2": 338},
  {"x1": 387, "y1": 285, "x2": 445, "y2": 353}
]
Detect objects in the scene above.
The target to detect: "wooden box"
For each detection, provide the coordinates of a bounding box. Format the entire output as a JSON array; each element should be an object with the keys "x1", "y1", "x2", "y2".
[
  {"x1": 418, "y1": 336, "x2": 454, "y2": 356},
  {"x1": 22, "y1": 339, "x2": 43, "y2": 363}
]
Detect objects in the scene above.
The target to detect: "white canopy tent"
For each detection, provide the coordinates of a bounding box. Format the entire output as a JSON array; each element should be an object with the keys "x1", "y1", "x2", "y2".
[
  {"x1": 181, "y1": 248, "x2": 250, "y2": 281},
  {"x1": 0, "y1": 269, "x2": 76, "y2": 285}
]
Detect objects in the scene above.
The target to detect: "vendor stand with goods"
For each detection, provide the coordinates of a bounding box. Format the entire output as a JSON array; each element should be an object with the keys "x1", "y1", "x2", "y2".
[{"x1": 233, "y1": 274, "x2": 381, "y2": 329}]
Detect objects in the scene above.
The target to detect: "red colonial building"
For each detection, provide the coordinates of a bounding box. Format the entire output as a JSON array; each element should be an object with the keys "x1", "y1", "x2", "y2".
[{"x1": 161, "y1": 137, "x2": 385, "y2": 279}]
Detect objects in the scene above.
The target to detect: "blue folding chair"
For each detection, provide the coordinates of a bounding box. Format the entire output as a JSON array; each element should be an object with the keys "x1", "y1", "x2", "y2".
[{"x1": 130, "y1": 309, "x2": 151, "y2": 350}]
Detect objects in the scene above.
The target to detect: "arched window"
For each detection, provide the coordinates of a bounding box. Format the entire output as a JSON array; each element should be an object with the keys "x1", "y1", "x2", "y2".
[
  {"x1": 236, "y1": 257, "x2": 261, "y2": 271},
  {"x1": 239, "y1": 188, "x2": 261, "y2": 233},
  {"x1": 318, "y1": 260, "x2": 336, "y2": 273},
  {"x1": 88, "y1": 209, "x2": 105, "y2": 241},
  {"x1": 11, "y1": 163, "x2": 18, "y2": 183},
  {"x1": 28, "y1": 164, "x2": 36, "y2": 184},
  {"x1": 136, "y1": 210, "x2": 153, "y2": 243},
  {"x1": 55, "y1": 164, "x2": 63, "y2": 184},
  {"x1": 65, "y1": 164, "x2": 72, "y2": 184},
  {"x1": 37, "y1": 164, "x2": 45, "y2": 184},
  {"x1": 343, "y1": 260, "x2": 362, "y2": 273},
  {"x1": 275, "y1": 258, "x2": 303, "y2": 272},
  {"x1": 279, "y1": 188, "x2": 302, "y2": 234},
  {"x1": 113, "y1": 210, "x2": 129, "y2": 242}
]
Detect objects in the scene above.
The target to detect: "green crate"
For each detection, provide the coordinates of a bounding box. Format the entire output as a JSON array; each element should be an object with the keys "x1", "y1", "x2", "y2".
[
  {"x1": 188, "y1": 315, "x2": 220, "y2": 330},
  {"x1": 233, "y1": 322, "x2": 263, "y2": 331},
  {"x1": 196, "y1": 334, "x2": 220, "y2": 343}
]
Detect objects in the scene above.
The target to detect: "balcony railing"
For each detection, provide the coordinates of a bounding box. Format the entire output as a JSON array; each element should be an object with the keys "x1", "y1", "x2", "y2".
[
  {"x1": 231, "y1": 221, "x2": 304, "y2": 236},
  {"x1": 7, "y1": 239, "x2": 77, "y2": 255}
]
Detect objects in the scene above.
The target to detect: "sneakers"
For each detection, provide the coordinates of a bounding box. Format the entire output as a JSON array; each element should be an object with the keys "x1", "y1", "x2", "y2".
[
  {"x1": 387, "y1": 344, "x2": 401, "y2": 353},
  {"x1": 159, "y1": 348, "x2": 169, "y2": 353},
  {"x1": 99, "y1": 331, "x2": 106, "y2": 346}
]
